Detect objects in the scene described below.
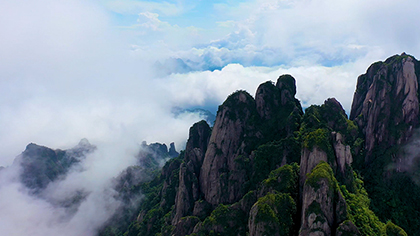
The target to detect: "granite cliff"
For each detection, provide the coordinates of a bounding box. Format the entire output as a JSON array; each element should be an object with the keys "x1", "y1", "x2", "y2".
[{"x1": 122, "y1": 54, "x2": 417, "y2": 236}]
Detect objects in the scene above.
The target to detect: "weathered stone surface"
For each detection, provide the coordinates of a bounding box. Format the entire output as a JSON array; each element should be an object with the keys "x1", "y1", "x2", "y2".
[
  {"x1": 300, "y1": 147, "x2": 328, "y2": 187},
  {"x1": 172, "y1": 216, "x2": 200, "y2": 236},
  {"x1": 300, "y1": 179, "x2": 333, "y2": 236},
  {"x1": 199, "y1": 91, "x2": 258, "y2": 205},
  {"x1": 172, "y1": 163, "x2": 195, "y2": 225},
  {"x1": 299, "y1": 162, "x2": 348, "y2": 236},
  {"x1": 276, "y1": 74, "x2": 297, "y2": 106},
  {"x1": 172, "y1": 121, "x2": 211, "y2": 225},
  {"x1": 336, "y1": 220, "x2": 361, "y2": 236},
  {"x1": 184, "y1": 120, "x2": 211, "y2": 175},
  {"x1": 192, "y1": 200, "x2": 212, "y2": 220},
  {"x1": 332, "y1": 132, "x2": 353, "y2": 175},
  {"x1": 255, "y1": 81, "x2": 281, "y2": 120},
  {"x1": 350, "y1": 53, "x2": 419, "y2": 160},
  {"x1": 255, "y1": 76, "x2": 303, "y2": 141}
]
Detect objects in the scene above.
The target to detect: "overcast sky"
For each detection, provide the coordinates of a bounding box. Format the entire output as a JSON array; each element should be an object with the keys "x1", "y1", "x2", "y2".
[{"x1": 1, "y1": 0, "x2": 420, "y2": 166}]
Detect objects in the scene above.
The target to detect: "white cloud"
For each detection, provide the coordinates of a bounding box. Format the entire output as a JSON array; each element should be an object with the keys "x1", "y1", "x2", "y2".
[
  {"x1": 1, "y1": 0, "x2": 419, "y2": 234},
  {"x1": 160, "y1": 56, "x2": 376, "y2": 115},
  {"x1": 0, "y1": 140, "x2": 141, "y2": 236},
  {"x1": 104, "y1": 0, "x2": 191, "y2": 16},
  {"x1": 137, "y1": 12, "x2": 163, "y2": 30},
  {"x1": 167, "y1": 0, "x2": 420, "y2": 71},
  {"x1": 0, "y1": 0, "x2": 204, "y2": 166}
]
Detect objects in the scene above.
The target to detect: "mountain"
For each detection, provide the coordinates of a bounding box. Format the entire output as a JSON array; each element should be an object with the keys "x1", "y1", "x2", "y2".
[
  {"x1": 8, "y1": 53, "x2": 420, "y2": 236},
  {"x1": 106, "y1": 53, "x2": 419, "y2": 236},
  {"x1": 14, "y1": 138, "x2": 96, "y2": 194}
]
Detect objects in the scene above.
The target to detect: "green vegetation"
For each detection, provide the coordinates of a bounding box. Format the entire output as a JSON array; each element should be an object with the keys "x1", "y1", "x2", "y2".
[
  {"x1": 251, "y1": 138, "x2": 300, "y2": 186},
  {"x1": 262, "y1": 163, "x2": 299, "y2": 199},
  {"x1": 192, "y1": 203, "x2": 247, "y2": 236},
  {"x1": 385, "y1": 221, "x2": 408, "y2": 236},
  {"x1": 305, "y1": 161, "x2": 337, "y2": 192},
  {"x1": 98, "y1": 71, "x2": 414, "y2": 236},
  {"x1": 253, "y1": 192, "x2": 296, "y2": 236}
]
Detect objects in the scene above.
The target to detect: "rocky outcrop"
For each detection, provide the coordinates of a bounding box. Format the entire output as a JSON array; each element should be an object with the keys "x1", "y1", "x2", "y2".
[
  {"x1": 332, "y1": 132, "x2": 353, "y2": 175},
  {"x1": 276, "y1": 74, "x2": 297, "y2": 106},
  {"x1": 350, "y1": 53, "x2": 420, "y2": 160},
  {"x1": 172, "y1": 121, "x2": 211, "y2": 227},
  {"x1": 300, "y1": 147, "x2": 328, "y2": 187},
  {"x1": 168, "y1": 142, "x2": 179, "y2": 158},
  {"x1": 299, "y1": 162, "x2": 348, "y2": 236},
  {"x1": 172, "y1": 216, "x2": 200, "y2": 236},
  {"x1": 199, "y1": 91, "x2": 259, "y2": 205},
  {"x1": 184, "y1": 120, "x2": 212, "y2": 175},
  {"x1": 336, "y1": 220, "x2": 361, "y2": 236},
  {"x1": 255, "y1": 75, "x2": 303, "y2": 141},
  {"x1": 255, "y1": 81, "x2": 281, "y2": 120},
  {"x1": 248, "y1": 192, "x2": 296, "y2": 236},
  {"x1": 322, "y1": 98, "x2": 349, "y2": 133}
]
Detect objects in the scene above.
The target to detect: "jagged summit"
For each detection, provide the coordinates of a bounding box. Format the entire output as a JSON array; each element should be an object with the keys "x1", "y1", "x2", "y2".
[
  {"x1": 123, "y1": 55, "x2": 417, "y2": 236},
  {"x1": 350, "y1": 53, "x2": 420, "y2": 160}
]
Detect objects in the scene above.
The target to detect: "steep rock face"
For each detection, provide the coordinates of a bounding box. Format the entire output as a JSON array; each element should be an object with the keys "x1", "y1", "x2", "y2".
[
  {"x1": 172, "y1": 216, "x2": 200, "y2": 236},
  {"x1": 322, "y1": 98, "x2": 349, "y2": 133},
  {"x1": 276, "y1": 74, "x2": 297, "y2": 106},
  {"x1": 332, "y1": 132, "x2": 353, "y2": 175},
  {"x1": 199, "y1": 91, "x2": 259, "y2": 205},
  {"x1": 336, "y1": 221, "x2": 361, "y2": 236},
  {"x1": 350, "y1": 53, "x2": 420, "y2": 159},
  {"x1": 300, "y1": 147, "x2": 328, "y2": 187},
  {"x1": 184, "y1": 120, "x2": 212, "y2": 175},
  {"x1": 255, "y1": 75, "x2": 303, "y2": 141},
  {"x1": 172, "y1": 120, "x2": 212, "y2": 226},
  {"x1": 299, "y1": 162, "x2": 348, "y2": 236},
  {"x1": 168, "y1": 142, "x2": 179, "y2": 158},
  {"x1": 255, "y1": 81, "x2": 281, "y2": 120}
]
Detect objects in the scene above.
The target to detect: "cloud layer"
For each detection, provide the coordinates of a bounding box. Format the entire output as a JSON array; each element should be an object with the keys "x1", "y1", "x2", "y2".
[{"x1": 1, "y1": 1, "x2": 420, "y2": 235}]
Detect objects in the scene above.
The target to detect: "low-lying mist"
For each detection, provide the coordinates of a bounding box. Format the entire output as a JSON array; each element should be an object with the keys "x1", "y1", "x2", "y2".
[{"x1": 0, "y1": 137, "x2": 188, "y2": 236}]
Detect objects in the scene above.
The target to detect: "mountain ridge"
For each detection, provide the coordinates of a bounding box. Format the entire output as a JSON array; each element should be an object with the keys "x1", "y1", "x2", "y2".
[{"x1": 8, "y1": 53, "x2": 420, "y2": 236}]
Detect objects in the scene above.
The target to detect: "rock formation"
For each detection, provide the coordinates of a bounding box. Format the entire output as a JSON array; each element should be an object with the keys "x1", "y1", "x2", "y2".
[
  {"x1": 299, "y1": 162, "x2": 349, "y2": 236},
  {"x1": 199, "y1": 91, "x2": 259, "y2": 205},
  {"x1": 350, "y1": 53, "x2": 420, "y2": 161},
  {"x1": 172, "y1": 121, "x2": 211, "y2": 226}
]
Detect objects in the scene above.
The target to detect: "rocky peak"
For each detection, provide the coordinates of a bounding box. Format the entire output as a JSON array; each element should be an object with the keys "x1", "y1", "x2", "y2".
[
  {"x1": 299, "y1": 162, "x2": 349, "y2": 236},
  {"x1": 276, "y1": 74, "x2": 297, "y2": 106},
  {"x1": 255, "y1": 81, "x2": 280, "y2": 120},
  {"x1": 168, "y1": 142, "x2": 179, "y2": 158},
  {"x1": 184, "y1": 120, "x2": 212, "y2": 173},
  {"x1": 199, "y1": 90, "x2": 259, "y2": 205},
  {"x1": 172, "y1": 120, "x2": 212, "y2": 226},
  {"x1": 255, "y1": 75, "x2": 303, "y2": 141},
  {"x1": 350, "y1": 53, "x2": 420, "y2": 160}
]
